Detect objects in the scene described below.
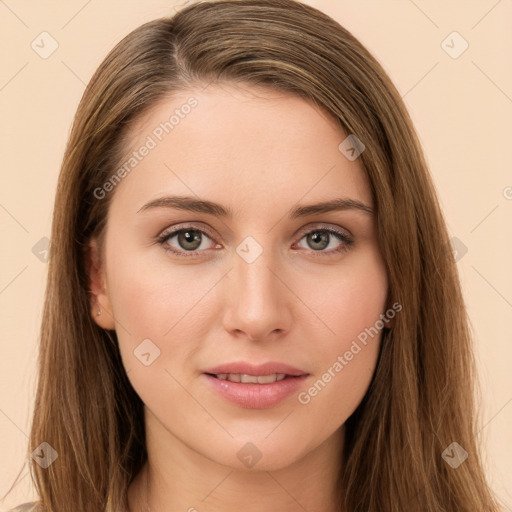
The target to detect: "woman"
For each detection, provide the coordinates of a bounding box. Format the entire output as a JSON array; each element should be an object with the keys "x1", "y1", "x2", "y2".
[{"x1": 4, "y1": 0, "x2": 502, "y2": 510}]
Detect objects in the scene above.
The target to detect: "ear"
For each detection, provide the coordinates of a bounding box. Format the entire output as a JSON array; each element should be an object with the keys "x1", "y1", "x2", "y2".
[
  {"x1": 385, "y1": 315, "x2": 396, "y2": 330},
  {"x1": 85, "y1": 237, "x2": 115, "y2": 330}
]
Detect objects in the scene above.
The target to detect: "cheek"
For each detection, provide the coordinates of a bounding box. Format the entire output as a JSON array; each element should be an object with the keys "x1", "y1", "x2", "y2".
[
  {"x1": 104, "y1": 242, "x2": 228, "y2": 393},
  {"x1": 297, "y1": 246, "x2": 388, "y2": 348},
  {"x1": 106, "y1": 243, "x2": 219, "y2": 337},
  {"x1": 293, "y1": 251, "x2": 388, "y2": 423}
]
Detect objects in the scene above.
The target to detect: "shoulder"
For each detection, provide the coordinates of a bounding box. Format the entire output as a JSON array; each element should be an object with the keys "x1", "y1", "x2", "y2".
[{"x1": 7, "y1": 503, "x2": 43, "y2": 512}]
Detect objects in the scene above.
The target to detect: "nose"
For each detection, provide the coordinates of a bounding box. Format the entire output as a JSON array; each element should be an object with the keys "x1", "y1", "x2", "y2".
[{"x1": 221, "y1": 244, "x2": 293, "y2": 342}]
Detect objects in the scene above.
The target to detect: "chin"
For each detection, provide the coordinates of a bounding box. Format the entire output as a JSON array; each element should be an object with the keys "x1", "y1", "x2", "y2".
[{"x1": 202, "y1": 431, "x2": 313, "y2": 472}]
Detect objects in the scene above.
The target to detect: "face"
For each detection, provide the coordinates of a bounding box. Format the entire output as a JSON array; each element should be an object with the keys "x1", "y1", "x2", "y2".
[{"x1": 89, "y1": 82, "x2": 388, "y2": 471}]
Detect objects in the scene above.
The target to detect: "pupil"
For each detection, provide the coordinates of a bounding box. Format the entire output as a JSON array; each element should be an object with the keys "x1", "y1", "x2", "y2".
[
  {"x1": 309, "y1": 231, "x2": 328, "y2": 250},
  {"x1": 179, "y1": 230, "x2": 201, "y2": 250}
]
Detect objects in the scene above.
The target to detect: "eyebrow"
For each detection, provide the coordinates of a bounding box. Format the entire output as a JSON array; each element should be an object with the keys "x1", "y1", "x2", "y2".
[{"x1": 137, "y1": 195, "x2": 374, "y2": 218}]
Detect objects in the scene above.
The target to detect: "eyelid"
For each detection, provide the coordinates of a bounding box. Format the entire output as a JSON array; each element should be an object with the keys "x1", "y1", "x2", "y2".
[
  {"x1": 156, "y1": 222, "x2": 220, "y2": 257},
  {"x1": 156, "y1": 221, "x2": 353, "y2": 257},
  {"x1": 295, "y1": 222, "x2": 352, "y2": 239},
  {"x1": 158, "y1": 221, "x2": 218, "y2": 241},
  {"x1": 158, "y1": 221, "x2": 351, "y2": 241}
]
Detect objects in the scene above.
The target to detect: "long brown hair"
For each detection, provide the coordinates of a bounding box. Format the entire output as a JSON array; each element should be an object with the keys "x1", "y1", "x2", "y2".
[{"x1": 4, "y1": 0, "x2": 500, "y2": 510}]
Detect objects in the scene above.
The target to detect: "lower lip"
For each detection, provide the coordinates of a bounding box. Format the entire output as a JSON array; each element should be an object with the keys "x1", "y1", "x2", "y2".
[{"x1": 202, "y1": 374, "x2": 309, "y2": 409}]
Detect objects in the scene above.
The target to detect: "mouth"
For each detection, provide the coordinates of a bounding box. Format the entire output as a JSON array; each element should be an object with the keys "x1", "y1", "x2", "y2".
[
  {"x1": 205, "y1": 372, "x2": 297, "y2": 383},
  {"x1": 201, "y1": 361, "x2": 310, "y2": 409}
]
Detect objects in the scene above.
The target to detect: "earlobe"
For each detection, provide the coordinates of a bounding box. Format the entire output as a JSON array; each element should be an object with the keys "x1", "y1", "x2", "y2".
[
  {"x1": 385, "y1": 310, "x2": 396, "y2": 329},
  {"x1": 385, "y1": 316, "x2": 396, "y2": 330},
  {"x1": 85, "y1": 238, "x2": 116, "y2": 330}
]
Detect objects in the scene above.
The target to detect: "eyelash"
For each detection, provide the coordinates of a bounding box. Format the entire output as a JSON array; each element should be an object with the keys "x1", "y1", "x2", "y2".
[{"x1": 156, "y1": 224, "x2": 354, "y2": 259}]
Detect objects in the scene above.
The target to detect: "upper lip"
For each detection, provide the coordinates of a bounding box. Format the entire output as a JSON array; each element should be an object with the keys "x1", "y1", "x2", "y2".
[{"x1": 203, "y1": 361, "x2": 308, "y2": 377}]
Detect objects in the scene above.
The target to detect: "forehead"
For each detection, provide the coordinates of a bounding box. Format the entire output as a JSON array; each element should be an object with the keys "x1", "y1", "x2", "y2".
[{"x1": 110, "y1": 82, "x2": 372, "y2": 216}]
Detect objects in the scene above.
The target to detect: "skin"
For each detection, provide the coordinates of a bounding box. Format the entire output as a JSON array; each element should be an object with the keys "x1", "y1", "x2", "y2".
[{"x1": 87, "y1": 82, "x2": 389, "y2": 511}]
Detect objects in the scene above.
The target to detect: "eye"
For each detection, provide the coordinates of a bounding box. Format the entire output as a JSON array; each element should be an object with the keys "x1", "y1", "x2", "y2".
[
  {"x1": 156, "y1": 224, "x2": 353, "y2": 258},
  {"x1": 294, "y1": 226, "x2": 353, "y2": 256},
  {"x1": 157, "y1": 226, "x2": 219, "y2": 257}
]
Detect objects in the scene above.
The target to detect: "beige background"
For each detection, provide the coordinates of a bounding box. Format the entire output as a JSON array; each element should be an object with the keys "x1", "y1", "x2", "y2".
[{"x1": 1, "y1": 0, "x2": 511, "y2": 509}]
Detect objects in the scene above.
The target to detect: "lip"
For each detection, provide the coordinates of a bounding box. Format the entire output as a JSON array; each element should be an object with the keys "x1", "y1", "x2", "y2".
[{"x1": 202, "y1": 361, "x2": 310, "y2": 409}]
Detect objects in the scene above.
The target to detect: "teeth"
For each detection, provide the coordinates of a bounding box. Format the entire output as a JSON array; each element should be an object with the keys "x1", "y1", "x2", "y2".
[
  {"x1": 240, "y1": 374, "x2": 258, "y2": 383},
  {"x1": 215, "y1": 373, "x2": 288, "y2": 383}
]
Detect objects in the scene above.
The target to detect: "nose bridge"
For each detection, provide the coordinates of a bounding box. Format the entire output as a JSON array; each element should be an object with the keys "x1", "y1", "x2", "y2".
[{"x1": 223, "y1": 238, "x2": 290, "y2": 340}]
